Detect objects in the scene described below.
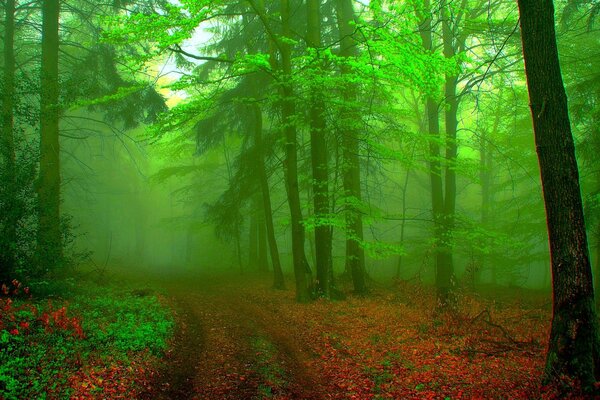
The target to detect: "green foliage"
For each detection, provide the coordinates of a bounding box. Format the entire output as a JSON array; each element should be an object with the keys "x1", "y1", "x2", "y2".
[{"x1": 0, "y1": 281, "x2": 173, "y2": 399}]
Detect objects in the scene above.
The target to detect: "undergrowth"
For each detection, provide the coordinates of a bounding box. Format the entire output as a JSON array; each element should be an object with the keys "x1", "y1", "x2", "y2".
[{"x1": 0, "y1": 278, "x2": 173, "y2": 399}]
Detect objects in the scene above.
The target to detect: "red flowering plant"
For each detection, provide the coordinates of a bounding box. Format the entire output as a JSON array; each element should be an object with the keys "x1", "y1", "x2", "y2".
[{"x1": 0, "y1": 279, "x2": 84, "y2": 339}]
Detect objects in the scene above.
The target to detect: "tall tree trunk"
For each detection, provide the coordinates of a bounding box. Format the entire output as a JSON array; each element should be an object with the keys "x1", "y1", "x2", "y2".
[
  {"x1": 38, "y1": 0, "x2": 62, "y2": 269},
  {"x1": 518, "y1": 0, "x2": 600, "y2": 388},
  {"x1": 417, "y1": 0, "x2": 448, "y2": 306},
  {"x1": 437, "y1": 0, "x2": 458, "y2": 306},
  {"x1": 479, "y1": 101, "x2": 500, "y2": 286},
  {"x1": 307, "y1": 0, "x2": 332, "y2": 297},
  {"x1": 335, "y1": 0, "x2": 367, "y2": 294},
  {"x1": 253, "y1": 106, "x2": 285, "y2": 289},
  {"x1": 279, "y1": 0, "x2": 309, "y2": 301},
  {"x1": 1, "y1": 0, "x2": 17, "y2": 279}
]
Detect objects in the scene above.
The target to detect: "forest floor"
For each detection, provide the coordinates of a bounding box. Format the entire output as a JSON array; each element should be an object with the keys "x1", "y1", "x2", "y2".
[{"x1": 131, "y1": 271, "x2": 569, "y2": 400}]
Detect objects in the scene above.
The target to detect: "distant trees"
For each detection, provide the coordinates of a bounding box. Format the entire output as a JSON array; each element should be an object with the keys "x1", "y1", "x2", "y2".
[{"x1": 517, "y1": 0, "x2": 600, "y2": 388}]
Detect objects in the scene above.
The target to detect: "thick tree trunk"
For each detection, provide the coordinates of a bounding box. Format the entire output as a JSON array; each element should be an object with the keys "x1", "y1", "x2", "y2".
[
  {"x1": 38, "y1": 0, "x2": 62, "y2": 269},
  {"x1": 279, "y1": 0, "x2": 309, "y2": 301},
  {"x1": 307, "y1": 0, "x2": 332, "y2": 297},
  {"x1": 1, "y1": 0, "x2": 17, "y2": 279},
  {"x1": 335, "y1": 0, "x2": 367, "y2": 295},
  {"x1": 518, "y1": 0, "x2": 600, "y2": 387}
]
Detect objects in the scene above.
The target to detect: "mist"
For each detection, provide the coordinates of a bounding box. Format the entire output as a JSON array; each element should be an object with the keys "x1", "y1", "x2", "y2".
[{"x1": 1, "y1": 0, "x2": 599, "y2": 398}]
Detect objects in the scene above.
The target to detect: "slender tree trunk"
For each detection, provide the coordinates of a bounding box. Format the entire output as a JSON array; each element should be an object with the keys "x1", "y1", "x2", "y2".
[
  {"x1": 417, "y1": 1, "x2": 448, "y2": 306},
  {"x1": 249, "y1": 208, "x2": 258, "y2": 268},
  {"x1": 335, "y1": 0, "x2": 367, "y2": 294},
  {"x1": 518, "y1": 0, "x2": 600, "y2": 388},
  {"x1": 436, "y1": 1, "x2": 458, "y2": 306},
  {"x1": 279, "y1": 0, "x2": 309, "y2": 301},
  {"x1": 257, "y1": 211, "x2": 268, "y2": 272},
  {"x1": 1, "y1": 0, "x2": 17, "y2": 279},
  {"x1": 396, "y1": 150, "x2": 414, "y2": 280},
  {"x1": 307, "y1": 0, "x2": 332, "y2": 297},
  {"x1": 479, "y1": 102, "x2": 500, "y2": 285},
  {"x1": 595, "y1": 227, "x2": 600, "y2": 310},
  {"x1": 253, "y1": 106, "x2": 285, "y2": 289},
  {"x1": 38, "y1": 0, "x2": 62, "y2": 269}
]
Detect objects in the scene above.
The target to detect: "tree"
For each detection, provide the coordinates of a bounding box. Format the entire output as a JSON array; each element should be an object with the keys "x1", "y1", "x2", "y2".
[
  {"x1": 0, "y1": 0, "x2": 17, "y2": 280},
  {"x1": 307, "y1": 0, "x2": 332, "y2": 297},
  {"x1": 276, "y1": 0, "x2": 311, "y2": 301},
  {"x1": 38, "y1": 0, "x2": 62, "y2": 269},
  {"x1": 335, "y1": 0, "x2": 367, "y2": 294},
  {"x1": 252, "y1": 104, "x2": 285, "y2": 289},
  {"x1": 517, "y1": 0, "x2": 600, "y2": 388}
]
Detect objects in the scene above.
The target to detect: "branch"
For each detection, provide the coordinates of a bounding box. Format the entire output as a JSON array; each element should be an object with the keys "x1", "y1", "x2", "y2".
[{"x1": 169, "y1": 44, "x2": 234, "y2": 64}]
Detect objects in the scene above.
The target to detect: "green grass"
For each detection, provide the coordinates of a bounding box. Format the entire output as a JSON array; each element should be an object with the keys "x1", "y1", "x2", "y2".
[
  {"x1": 249, "y1": 336, "x2": 288, "y2": 398},
  {"x1": 0, "y1": 279, "x2": 174, "y2": 400}
]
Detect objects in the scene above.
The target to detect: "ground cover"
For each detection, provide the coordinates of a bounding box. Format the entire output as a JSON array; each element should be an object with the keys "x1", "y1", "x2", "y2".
[{"x1": 0, "y1": 278, "x2": 173, "y2": 399}]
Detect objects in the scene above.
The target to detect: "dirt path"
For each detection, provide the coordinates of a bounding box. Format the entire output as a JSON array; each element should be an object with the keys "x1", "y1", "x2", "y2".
[{"x1": 142, "y1": 276, "x2": 324, "y2": 400}]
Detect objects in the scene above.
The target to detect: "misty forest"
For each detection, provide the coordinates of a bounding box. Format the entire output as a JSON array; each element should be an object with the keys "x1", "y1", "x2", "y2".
[{"x1": 0, "y1": 0, "x2": 599, "y2": 398}]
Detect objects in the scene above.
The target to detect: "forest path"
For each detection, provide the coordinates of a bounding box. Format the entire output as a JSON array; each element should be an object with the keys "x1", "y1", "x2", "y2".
[{"x1": 141, "y1": 274, "x2": 324, "y2": 400}]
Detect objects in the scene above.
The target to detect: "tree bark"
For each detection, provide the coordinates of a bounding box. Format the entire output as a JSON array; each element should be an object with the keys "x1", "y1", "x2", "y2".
[
  {"x1": 253, "y1": 106, "x2": 285, "y2": 289},
  {"x1": 1, "y1": 0, "x2": 17, "y2": 279},
  {"x1": 518, "y1": 0, "x2": 600, "y2": 387},
  {"x1": 437, "y1": 0, "x2": 458, "y2": 307},
  {"x1": 307, "y1": 0, "x2": 332, "y2": 297},
  {"x1": 417, "y1": 0, "x2": 451, "y2": 307},
  {"x1": 257, "y1": 208, "x2": 268, "y2": 272},
  {"x1": 38, "y1": 0, "x2": 62, "y2": 269},
  {"x1": 335, "y1": 0, "x2": 367, "y2": 295},
  {"x1": 279, "y1": 0, "x2": 310, "y2": 301},
  {"x1": 249, "y1": 208, "x2": 258, "y2": 268}
]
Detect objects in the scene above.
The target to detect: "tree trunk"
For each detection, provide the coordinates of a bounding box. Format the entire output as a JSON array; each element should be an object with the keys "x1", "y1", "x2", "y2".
[
  {"x1": 307, "y1": 0, "x2": 332, "y2": 297},
  {"x1": 479, "y1": 99, "x2": 500, "y2": 286},
  {"x1": 253, "y1": 106, "x2": 285, "y2": 290},
  {"x1": 595, "y1": 228, "x2": 600, "y2": 310},
  {"x1": 279, "y1": 0, "x2": 309, "y2": 301},
  {"x1": 38, "y1": 0, "x2": 62, "y2": 269},
  {"x1": 249, "y1": 208, "x2": 258, "y2": 268},
  {"x1": 518, "y1": 0, "x2": 600, "y2": 388},
  {"x1": 417, "y1": 1, "x2": 448, "y2": 306},
  {"x1": 257, "y1": 210, "x2": 268, "y2": 272},
  {"x1": 437, "y1": 0, "x2": 458, "y2": 307},
  {"x1": 1, "y1": 0, "x2": 17, "y2": 279},
  {"x1": 335, "y1": 0, "x2": 367, "y2": 295}
]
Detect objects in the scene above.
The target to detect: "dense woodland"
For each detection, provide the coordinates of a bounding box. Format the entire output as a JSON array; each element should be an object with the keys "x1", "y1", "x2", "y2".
[{"x1": 1, "y1": 0, "x2": 600, "y2": 398}]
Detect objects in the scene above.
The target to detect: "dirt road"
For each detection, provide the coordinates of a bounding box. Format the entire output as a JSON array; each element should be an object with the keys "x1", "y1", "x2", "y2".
[{"x1": 140, "y1": 275, "x2": 324, "y2": 400}]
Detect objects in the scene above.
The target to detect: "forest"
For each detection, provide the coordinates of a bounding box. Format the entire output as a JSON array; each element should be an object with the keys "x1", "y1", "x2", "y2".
[{"x1": 0, "y1": 0, "x2": 599, "y2": 398}]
